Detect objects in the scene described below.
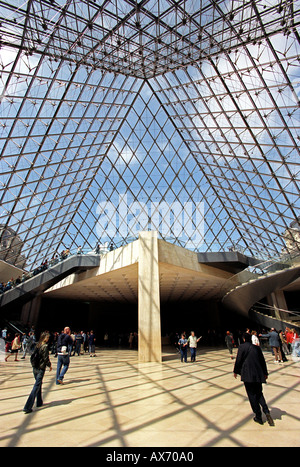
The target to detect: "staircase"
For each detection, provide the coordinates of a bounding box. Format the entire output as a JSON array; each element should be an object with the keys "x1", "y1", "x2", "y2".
[
  {"x1": 222, "y1": 253, "x2": 300, "y2": 322},
  {"x1": 250, "y1": 303, "x2": 300, "y2": 330}
]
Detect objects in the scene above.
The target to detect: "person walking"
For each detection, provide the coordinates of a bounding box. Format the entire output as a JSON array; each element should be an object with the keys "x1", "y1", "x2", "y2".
[
  {"x1": 21, "y1": 333, "x2": 27, "y2": 359},
  {"x1": 21, "y1": 332, "x2": 33, "y2": 359},
  {"x1": 280, "y1": 329, "x2": 289, "y2": 356},
  {"x1": 129, "y1": 332, "x2": 134, "y2": 349},
  {"x1": 234, "y1": 332, "x2": 274, "y2": 426},
  {"x1": 56, "y1": 327, "x2": 73, "y2": 385},
  {"x1": 285, "y1": 327, "x2": 293, "y2": 353},
  {"x1": 291, "y1": 328, "x2": 299, "y2": 353},
  {"x1": 72, "y1": 331, "x2": 83, "y2": 356},
  {"x1": 4, "y1": 332, "x2": 12, "y2": 355},
  {"x1": 88, "y1": 330, "x2": 97, "y2": 357},
  {"x1": 23, "y1": 331, "x2": 52, "y2": 414},
  {"x1": 5, "y1": 333, "x2": 21, "y2": 362},
  {"x1": 259, "y1": 328, "x2": 283, "y2": 363},
  {"x1": 178, "y1": 333, "x2": 188, "y2": 363},
  {"x1": 187, "y1": 331, "x2": 202, "y2": 362},
  {"x1": 84, "y1": 331, "x2": 89, "y2": 353},
  {"x1": 225, "y1": 331, "x2": 235, "y2": 359}
]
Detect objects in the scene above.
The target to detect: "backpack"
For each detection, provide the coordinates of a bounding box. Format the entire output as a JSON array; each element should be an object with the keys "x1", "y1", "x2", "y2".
[{"x1": 30, "y1": 346, "x2": 40, "y2": 369}]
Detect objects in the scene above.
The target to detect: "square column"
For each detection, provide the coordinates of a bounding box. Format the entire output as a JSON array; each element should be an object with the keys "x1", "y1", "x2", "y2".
[
  {"x1": 21, "y1": 296, "x2": 42, "y2": 328},
  {"x1": 138, "y1": 231, "x2": 162, "y2": 362},
  {"x1": 267, "y1": 290, "x2": 288, "y2": 324}
]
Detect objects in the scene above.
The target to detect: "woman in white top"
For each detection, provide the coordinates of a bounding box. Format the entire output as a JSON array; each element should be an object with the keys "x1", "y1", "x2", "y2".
[{"x1": 251, "y1": 331, "x2": 260, "y2": 346}]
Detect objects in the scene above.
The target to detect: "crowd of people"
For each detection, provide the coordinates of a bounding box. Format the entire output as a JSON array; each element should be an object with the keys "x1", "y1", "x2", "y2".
[
  {"x1": 163, "y1": 325, "x2": 300, "y2": 372},
  {"x1": 1, "y1": 326, "x2": 100, "y2": 362},
  {"x1": 169, "y1": 325, "x2": 299, "y2": 427},
  {"x1": 0, "y1": 324, "x2": 135, "y2": 414},
  {"x1": 1, "y1": 322, "x2": 299, "y2": 425},
  {"x1": 224, "y1": 326, "x2": 299, "y2": 363},
  {"x1": 2, "y1": 325, "x2": 299, "y2": 364},
  {"x1": 1, "y1": 325, "x2": 141, "y2": 363}
]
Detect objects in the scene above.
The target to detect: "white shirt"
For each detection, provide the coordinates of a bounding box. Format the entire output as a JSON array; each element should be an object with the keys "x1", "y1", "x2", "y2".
[
  {"x1": 188, "y1": 336, "x2": 198, "y2": 348},
  {"x1": 252, "y1": 335, "x2": 260, "y2": 346}
]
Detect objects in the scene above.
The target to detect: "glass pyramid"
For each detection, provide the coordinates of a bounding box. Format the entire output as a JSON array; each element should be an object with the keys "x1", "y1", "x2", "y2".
[{"x1": 0, "y1": 0, "x2": 299, "y2": 270}]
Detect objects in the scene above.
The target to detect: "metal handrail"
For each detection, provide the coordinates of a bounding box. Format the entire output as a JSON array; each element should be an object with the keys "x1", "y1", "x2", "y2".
[
  {"x1": 0, "y1": 248, "x2": 104, "y2": 295},
  {"x1": 221, "y1": 252, "x2": 300, "y2": 296},
  {"x1": 252, "y1": 302, "x2": 300, "y2": 318}
]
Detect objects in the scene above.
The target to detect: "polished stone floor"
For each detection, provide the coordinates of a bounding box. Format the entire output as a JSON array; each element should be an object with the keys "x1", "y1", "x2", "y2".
[{"x1": 0, "y1": 346, "x2": 299, "y2": 447}]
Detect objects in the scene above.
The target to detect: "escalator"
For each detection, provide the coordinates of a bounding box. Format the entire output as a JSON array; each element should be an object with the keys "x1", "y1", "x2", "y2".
[{"x1": 0, "y1": 254, "x2": 100, "y2": 311}]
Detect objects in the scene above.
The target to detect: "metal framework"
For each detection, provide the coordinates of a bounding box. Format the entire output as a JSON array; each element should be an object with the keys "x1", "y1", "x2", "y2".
[{"x1": 0, "y1": 0, "x2": 300, "y2": 270}]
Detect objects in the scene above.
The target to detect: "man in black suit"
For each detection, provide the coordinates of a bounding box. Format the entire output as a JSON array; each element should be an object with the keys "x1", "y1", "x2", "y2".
[{"x1": 233, "y1": 332, "x2": 274, "y2": 426}]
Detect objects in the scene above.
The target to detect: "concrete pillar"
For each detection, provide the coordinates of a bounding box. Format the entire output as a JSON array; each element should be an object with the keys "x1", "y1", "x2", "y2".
[
  {"x1": 267, "y1": 290, "x2": 288, "y2": 324},
  {"x1": 88, "y1": 302, "x2": 100, "y2": 330},
  {"x1": 138, "y1": 231, "x2": 162, "y2": 363},
  {"x1": 20, "y1": 296, "x2": 42, "y2": 328}
]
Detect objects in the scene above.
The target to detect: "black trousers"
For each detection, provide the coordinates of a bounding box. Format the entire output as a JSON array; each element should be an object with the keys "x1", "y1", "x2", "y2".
[{"x1": 244, "y1": 382, "x2": 269, "y2": 420}]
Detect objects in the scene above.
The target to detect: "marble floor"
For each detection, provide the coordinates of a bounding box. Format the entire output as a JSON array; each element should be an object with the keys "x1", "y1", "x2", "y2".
[{"x1": 0, "y1": 346, "x2": 299, "y2": 447}]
